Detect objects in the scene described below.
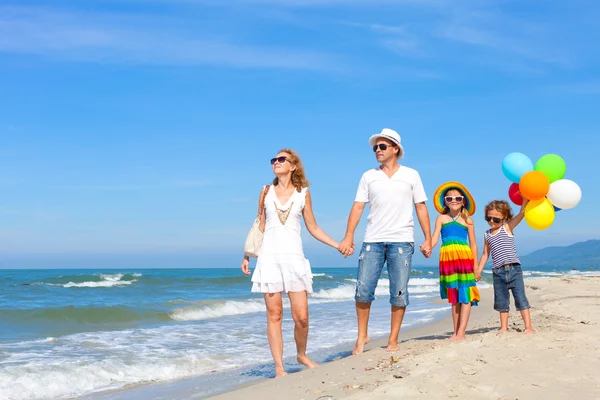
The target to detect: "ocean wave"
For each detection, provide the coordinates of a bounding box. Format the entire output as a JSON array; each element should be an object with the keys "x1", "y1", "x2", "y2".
[
  {"x1": 312, "y1": 273, "x2": 333, "y2": 278},
  {"x1": 409, "y1": 307, "x2": 448, "y2": 314},
  {"x1": 62, "y1": 280, "x2": 135, "y2": 288},
  {"x1": 170, "y1": 300, "x2": 266, "y2": 321},
  {"x1": 567, "y1": 270, "x2": 600, "y2": 277},
  {"x1": 0, "y1": 354, "x2": 224, "y2": 400},
  {"x1": 0, "y1": 306, "x2": 170, "y2": 325},
  {"x1": 42, "y1": 273, "x2": 140, "y2": 288}
]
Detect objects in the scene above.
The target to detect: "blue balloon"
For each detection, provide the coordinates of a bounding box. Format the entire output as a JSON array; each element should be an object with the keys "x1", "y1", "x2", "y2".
[
  {"x1": 553, "y1": 205, "x2": 561, "y2": 212},
  {"x1": 502, "y1": 152, "x2": 534, "y2": 183}
]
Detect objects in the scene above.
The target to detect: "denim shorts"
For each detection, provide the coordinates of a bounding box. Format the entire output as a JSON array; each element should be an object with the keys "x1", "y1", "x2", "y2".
[
  {"x1": 354, "y1": 242, "x2": 414, "y2": 307},
  {"x1": 492, "y1": 263, "x2": 531, "y2": 312}
]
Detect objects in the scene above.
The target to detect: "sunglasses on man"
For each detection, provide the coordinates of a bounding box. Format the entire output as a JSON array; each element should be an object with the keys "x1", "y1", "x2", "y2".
[
  {"x1": 372, "y1": 143, "x2": 396, "y2": 152},
  {"x1": 485, "y1": 216, "x2": 503, "y2": 223},
  {"x1": 270, "y1": 156, "x2": 292, "y2": 165}
]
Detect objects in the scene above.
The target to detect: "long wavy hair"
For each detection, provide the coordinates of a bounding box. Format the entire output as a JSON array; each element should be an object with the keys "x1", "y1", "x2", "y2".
[
  {"x1": 441, "y1": 188, "x2": 472, "y2": 224},
  {"x1": 484, "y1": 200, "x2": 514, "y2": 221},
  {"x1": 272, "y1": 148, "x2": 310, "y2": 192}
]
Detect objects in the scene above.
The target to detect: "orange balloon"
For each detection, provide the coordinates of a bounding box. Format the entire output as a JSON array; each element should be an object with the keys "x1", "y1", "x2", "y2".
[{"x1": 519, "y1": 171, "x2": 550, "y2": 200}]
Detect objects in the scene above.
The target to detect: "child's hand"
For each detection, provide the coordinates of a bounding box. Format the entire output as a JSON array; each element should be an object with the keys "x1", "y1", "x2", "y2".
[{"x1": 475, "y1": 272, "x2": 481, "y2": 282}]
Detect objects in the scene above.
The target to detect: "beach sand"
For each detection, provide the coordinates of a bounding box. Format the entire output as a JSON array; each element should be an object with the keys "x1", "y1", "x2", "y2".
[{"x1": 207, "y1": 276, "x2": 600, "y2": 400}]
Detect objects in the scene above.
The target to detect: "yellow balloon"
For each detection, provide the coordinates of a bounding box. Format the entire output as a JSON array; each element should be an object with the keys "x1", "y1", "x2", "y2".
[{"x1": 524, "y1": 198, "x2": 555, "y2": 230}]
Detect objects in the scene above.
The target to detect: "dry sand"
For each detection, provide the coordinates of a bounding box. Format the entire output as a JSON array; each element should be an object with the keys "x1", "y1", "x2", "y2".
[{"x1": 207, "y1": 276, "x2": 600, "y2": 400}]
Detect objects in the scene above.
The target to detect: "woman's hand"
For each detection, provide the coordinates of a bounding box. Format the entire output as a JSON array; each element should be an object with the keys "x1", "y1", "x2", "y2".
[{"x1": 241, "y1": 257, "x2": 250, "y2": 275}]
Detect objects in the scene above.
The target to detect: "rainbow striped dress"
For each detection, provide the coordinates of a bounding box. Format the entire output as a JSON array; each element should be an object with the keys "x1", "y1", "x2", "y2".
[{"x1": 439, "y1": 219, "x2": 480, "y2": 305}]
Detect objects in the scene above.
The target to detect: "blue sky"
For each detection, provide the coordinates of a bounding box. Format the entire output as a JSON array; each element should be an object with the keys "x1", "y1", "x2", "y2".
[{"x1": 0, "y1": 0, "x2": 598, "y2": 268}]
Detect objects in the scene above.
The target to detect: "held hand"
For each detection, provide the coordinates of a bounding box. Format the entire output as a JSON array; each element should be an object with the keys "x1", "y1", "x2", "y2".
[
  {"x1": 475, "y1": 272, "x2": 481, "y2": 282},
  {"x1": 419, "y1": 239, "x2": 432, "y2": 258},
  {"x1": 343, "y1": 245, "x2": 355, "y2": 258},
  {"x1": 519, "y1": 193, "x2": 529, "y2": 207},
  {"x1": 338, "y1": 237, "x2": 354, "y2": 258},
  {"x1": 241, "y1": 258, "x2": 250, "y2": 275}
]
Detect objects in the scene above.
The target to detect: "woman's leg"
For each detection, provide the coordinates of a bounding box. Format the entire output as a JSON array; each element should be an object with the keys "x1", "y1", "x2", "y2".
[
  {"x1": 288, "y1": 290, "x2": 318, "y2": 369},
  {"x1": 264, "y1": 292, "x2": 286, "y2": 377}
]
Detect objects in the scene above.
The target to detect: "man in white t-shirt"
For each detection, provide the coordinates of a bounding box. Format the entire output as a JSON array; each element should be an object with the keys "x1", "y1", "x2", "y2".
[{"x1": 338, "y1": 128, "x2": 432, "y2": 355}]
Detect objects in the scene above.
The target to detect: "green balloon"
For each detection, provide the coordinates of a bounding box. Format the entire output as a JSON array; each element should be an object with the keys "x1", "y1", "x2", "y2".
[{"x1": 534, "y1": 154, "x2": 566, "y2": 183}]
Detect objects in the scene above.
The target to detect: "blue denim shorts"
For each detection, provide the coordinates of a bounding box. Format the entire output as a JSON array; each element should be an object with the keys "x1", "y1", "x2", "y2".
[
  {"x1": 354, "y1": 242, "x2": 414, "y2": 307},
  {"x1": 492, "y1": 263, "x2": 531, "y2": 312}
]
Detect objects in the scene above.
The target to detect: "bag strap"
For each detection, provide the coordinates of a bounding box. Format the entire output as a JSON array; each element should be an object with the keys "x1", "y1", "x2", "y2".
[{"x1": 257, "y1": 185, "x2": 271, "y2": 217}]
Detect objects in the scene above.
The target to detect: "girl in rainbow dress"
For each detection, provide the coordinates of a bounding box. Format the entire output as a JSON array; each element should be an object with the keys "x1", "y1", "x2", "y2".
[{"x1": 431, "y1": 182, "x2": 480, "y2": 341}]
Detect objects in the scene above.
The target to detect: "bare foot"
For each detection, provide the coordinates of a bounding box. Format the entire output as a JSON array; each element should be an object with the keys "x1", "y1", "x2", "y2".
[
  {"x1": 352, "y1": 335, "x2": 370, "y2": 355},
  {"x1": 499, "y1": 328, "x2": 508, "y2": 332},
  {"x1": 446, "y1": 334, "x2": 457, "y2": 341},
  {"x1": 297, "y1": 355, "x2": 319, "y2": 369},
  {"x1": 454, "y1": 334, "x2": 466, "y2": 341},
  {"x1": 523, "y1": 328, "x2": 535, "y2": 334},
  {"x1": 275, "y1": 369, "x2": 287, "y2": 378},
  {"x1": 385, "y1": 343, "x2": 400, "y2": 352}
]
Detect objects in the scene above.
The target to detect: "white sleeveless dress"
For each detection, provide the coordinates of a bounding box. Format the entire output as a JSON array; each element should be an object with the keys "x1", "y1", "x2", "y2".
[{"x1": 251, "y1": 186, "x2": 313, "y2": 293}]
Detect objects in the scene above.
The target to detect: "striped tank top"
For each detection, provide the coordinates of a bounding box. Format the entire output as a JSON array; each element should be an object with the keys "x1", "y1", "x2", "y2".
[{"x1": 484, "y1": 224, "x2": 520, "y2": 269}]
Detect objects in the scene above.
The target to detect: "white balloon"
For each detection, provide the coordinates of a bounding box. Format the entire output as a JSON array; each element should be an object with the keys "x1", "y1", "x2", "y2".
[{"x1": 547, "y1": 179, "x2": 582, "y2": 209}]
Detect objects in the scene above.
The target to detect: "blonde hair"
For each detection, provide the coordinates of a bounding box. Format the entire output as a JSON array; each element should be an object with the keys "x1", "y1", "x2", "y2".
[
  {"x1": 272, "y1": 148, "x2": 310, "y2": 192},
  {"x1": 441, "y1": 188, "x2": 473, "y2": 224},
  {"x1": 485, "y1": 200, "x2": 514, "y2": 221}
]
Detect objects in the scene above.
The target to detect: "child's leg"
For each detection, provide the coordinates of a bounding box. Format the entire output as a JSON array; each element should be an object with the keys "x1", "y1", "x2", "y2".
[
  {"x1": 499, "y1": 311, "x2": 509, "y2": 332},
  {"x1": 510, "y1": 265, "x2": 534, "y2": 333},
  {"x1": 492, "y1": 267, "x2": 510, "y2": 331},
  {"x1": 519, "y1": 308, "x2": 534, "y2": 334},
  {"x1": 447, "y1": 303, "x2": 460, "y2": 340},
  {"x1": 455, "y1": 303, "x2": 472, "y2": 339}
]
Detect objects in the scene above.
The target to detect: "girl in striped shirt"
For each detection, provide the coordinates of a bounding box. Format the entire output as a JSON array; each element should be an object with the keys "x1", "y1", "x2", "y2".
[{"x1": 475, "y1": 199, "x2": 535, "y2": 334}]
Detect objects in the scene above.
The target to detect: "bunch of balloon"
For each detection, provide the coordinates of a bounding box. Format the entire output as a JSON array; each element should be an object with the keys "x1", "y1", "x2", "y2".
[{"x1": 502, "y1": 153, "x2": 582, "y2": 230}]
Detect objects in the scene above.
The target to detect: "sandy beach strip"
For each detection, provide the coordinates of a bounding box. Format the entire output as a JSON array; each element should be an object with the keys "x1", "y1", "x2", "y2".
[{"x1": 207, "y1": 276, "x2": 600, "y2": 400}]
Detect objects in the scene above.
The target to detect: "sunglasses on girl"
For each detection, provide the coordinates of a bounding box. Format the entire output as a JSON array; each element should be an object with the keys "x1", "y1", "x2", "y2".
[
  {"x1": 372, "y1": 143, "x2": 395, "y2": 152},
  {"x1": 444, "y1": 196, "x2": 464, "y2": 203},
  {"x1": 485, "y1": 216, "x2": 503, "y2": 223},
  {"x1": 270, "y1": 156, "x2": 291, "y2": 165}
]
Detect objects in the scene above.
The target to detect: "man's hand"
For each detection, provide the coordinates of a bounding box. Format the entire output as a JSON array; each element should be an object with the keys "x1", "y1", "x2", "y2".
[{"x1": 338, "y1": 237, "x2": 355, "y2": 258}]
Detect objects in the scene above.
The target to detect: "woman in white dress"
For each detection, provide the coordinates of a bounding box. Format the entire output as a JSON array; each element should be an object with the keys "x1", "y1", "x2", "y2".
[{"x1": 241, "y1": 148, "x2": 345, "y2": 378}]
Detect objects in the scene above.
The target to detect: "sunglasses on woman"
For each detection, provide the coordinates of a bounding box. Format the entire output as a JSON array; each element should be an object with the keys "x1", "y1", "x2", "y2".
[
  {"x1": 444, "y1": 196, "x2": 464, "y2": 203},
  {"x1": 270, "y1": 156, "x2": 291, "y2": 165},
  {"x1": 485, "y1": 216, "x2": 503, "y2": 223},
  {"x1": 372, "y1": 143, "x2": 395, "y2": 152}
]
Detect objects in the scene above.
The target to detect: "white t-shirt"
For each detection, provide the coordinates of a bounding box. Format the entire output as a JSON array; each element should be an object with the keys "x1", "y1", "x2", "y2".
[{"x1": 355, "y1": 166, "x2": 427, "y2": 243}]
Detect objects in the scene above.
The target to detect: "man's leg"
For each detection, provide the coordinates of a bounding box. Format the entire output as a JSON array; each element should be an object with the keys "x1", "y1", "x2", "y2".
[
  {"x1": 353, "y1": 243, "x2": 385, "y2": 355},
  {"x1": 386, "y1": 242, "x2": 414, "y2": 352}
]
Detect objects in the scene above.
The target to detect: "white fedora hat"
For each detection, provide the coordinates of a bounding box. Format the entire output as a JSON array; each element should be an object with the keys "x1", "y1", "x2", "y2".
[{"x1": 369, "y1": 128, "x2": 404, "y2": 159}]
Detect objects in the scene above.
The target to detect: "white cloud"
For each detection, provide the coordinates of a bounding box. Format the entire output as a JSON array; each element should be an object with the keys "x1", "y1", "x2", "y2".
[
  {"x1": 78, "y1": 181, "x2": 213, "y2": 191},
  {"x1": 550, "y1": 81, "x2": 600, "y2": 95},
  {"x1": 0, "y1": 6, "x2": 338, "y2": 70},
  {"x1": 176, "y1": 0, "x2": 444, "y2": 6}
]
